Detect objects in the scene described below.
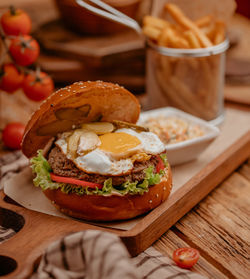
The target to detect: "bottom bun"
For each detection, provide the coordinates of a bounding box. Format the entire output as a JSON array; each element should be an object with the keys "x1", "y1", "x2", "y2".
[{"x1": 43, "y1": 166, "x2": 172, "y2": 221}]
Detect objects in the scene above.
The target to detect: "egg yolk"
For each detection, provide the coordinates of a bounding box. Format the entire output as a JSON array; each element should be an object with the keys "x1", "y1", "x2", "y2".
[{"x1": 99, "y1": 132, "x2": 141, "y2": 154}]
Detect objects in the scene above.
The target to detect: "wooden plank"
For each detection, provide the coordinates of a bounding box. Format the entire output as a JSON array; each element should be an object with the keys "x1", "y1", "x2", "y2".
[
  {"x1": 224, "y1": 85, "x2": 250, "y2": 105},
  {"x1": 174, "y1": 171, "x2": 250, "y2": 279},
  {"x1": 154, "y1": 230, "x2": 228, "y2": 279},
  {"x1": 224, "y1": 14, "x2": 250, "y2": 105},
  {"x1": 34, "y1": 21, "x2": 144, "y2": 61},
  {"x1": 238, "y1": 159, "x2": 250, "y2": 181}
]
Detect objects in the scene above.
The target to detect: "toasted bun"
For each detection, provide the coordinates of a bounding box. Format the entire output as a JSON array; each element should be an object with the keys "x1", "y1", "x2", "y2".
[
  {"x1": 43, "y1": 166, "x2": 172, "y2": 221},
  {"x1": 22, "y1": 81, "x2": 140, "y2": 158}
]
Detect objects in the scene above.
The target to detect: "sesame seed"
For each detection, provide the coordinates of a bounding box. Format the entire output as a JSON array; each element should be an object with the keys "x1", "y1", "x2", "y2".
[
  {"x1": 149, "y1": 200, "x2": 152, "y2": 203},
  {"x1": 163, "y1": 187, "x2": 166, "y2": 190},
  {"x1": 156, "y1": 194, "x2": 159, "y2": 198}
]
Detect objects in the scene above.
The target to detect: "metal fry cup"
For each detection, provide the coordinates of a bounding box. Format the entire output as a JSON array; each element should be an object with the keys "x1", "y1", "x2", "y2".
[{"x1": 146, "y1": 39, "x2": 229, "y2": 125}]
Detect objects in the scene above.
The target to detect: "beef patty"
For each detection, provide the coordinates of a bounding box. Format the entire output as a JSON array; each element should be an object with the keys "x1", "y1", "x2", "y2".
[{"x1": 48, "y1": 146, "x2": 159, "y2": 185}]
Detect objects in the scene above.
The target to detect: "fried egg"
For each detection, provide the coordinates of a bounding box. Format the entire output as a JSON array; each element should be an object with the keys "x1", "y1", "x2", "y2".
[
  {"x1": 55, "y1": 127, "x2": 165, "y2": 176},
  {"x1": 114, "y1": 128, "x2": 165, "y2": 155}
]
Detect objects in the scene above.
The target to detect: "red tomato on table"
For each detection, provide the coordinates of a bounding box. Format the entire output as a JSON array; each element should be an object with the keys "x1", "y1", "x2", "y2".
[
  {"x1": 2, "y1": 122, "x2": 25, "y2": 150},
  {"x1": 173, "y1": 247, "x2": 200, "y2": 269},
  {"x1": 22, "y1": 71, "x2": 54, "y2": 102},
  {"x1": 0, "y1": 7, "x2": 31, "y2": 36},
  {"x1": 9, "y1": 35, "x2": 39, "y2": 66},
  {"x1": 0, "y1": 63, "x2": 24, "y2": 93}
]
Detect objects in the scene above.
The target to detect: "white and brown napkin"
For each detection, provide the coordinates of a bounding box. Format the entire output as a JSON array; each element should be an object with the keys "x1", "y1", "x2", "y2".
[
  {"x1": 0, "y1": 152, "x2": 207, "y2": 279},
  {"x1": 0, "y1": 150, "x2": 29, "y2": 188},
  {"x1": 31, "y1": 230, "x2": 207, "y2": 279}
]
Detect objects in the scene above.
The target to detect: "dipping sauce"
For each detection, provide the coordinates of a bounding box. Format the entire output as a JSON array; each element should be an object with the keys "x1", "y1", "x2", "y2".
[{"x1": 143, "y1": 116, "x2": 205, "y2": 145}]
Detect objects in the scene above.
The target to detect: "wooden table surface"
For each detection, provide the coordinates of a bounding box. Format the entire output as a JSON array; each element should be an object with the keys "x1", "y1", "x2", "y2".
[
  {"x1": 153, "y1": 155, "x2": 250, "y2": 279},
  {"x1": 0, "y1": 1, "x2": 250, "y2": 279}
]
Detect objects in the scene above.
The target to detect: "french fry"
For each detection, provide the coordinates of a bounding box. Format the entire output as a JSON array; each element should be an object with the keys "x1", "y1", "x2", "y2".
[
  {"x1": 157, "y1": 27, "x2": 173, "y2": 47},
  {"x1": 158, "y1": 27, "x2": 189, "y2": 48},
  {"x1": 142, "y1": 25, "x2": 161, "y2": 41},
  {"x1": 158, "y1": 55, "x2": 172, "y2": 77},
  {"x1": 143, "y1": 15, "x2": 170, "y2": 30},
  {"x1": 201, "y1": 24, "x2": 216, "y2": 41},
  {"x1": 157, "y1": 68, "x2": 214, "y2": 119},
  {"x1": 195, "y1": 15, "x2": 213, "y2": 28},
  {"x1": 170, "y1": 35, "x2": 189, "y2": 49},
  {"x1": 154, "y1": 53, "x2": 221, "y2": 121},
  {"x1": 213, "y1": 21, "x2": 225, "y2": 45},
  {"x1": 165, "y1": 3, "x2": 213, "y2": 47},
  {"x1": 184, "y1": 30, "x2": 201, "y2": 48}
]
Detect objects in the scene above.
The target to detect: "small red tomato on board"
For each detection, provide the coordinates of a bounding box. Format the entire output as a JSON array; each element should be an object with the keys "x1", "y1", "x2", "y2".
[
  {"x1": 22, "y1": 71, "x2": 54, "y2": 102},
  {"x1": 2, "y1": 122, "x2": 25, "y2": 150},
  {"x1": 9, "y1": 35, "x2": 40, "y2": 66},
  {"x1": 0, "y1": 6, "x2": 31, "y2": 36},
  {"x1": 173, "y1": 247, "x2": 200, "y2": 269},
  {"x1": 0, "y1": 63, "x2": 24, "y2": 93}
]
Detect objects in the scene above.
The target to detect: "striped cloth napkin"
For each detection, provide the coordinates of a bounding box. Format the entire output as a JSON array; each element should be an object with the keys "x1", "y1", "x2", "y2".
[{"x1": 0, "y1": 151, "x2": 207, "y2": 279}]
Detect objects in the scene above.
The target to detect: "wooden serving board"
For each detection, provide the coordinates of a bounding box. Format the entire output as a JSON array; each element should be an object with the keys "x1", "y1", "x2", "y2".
[
  {"x1": 0, "y1": 108, "x2": 250, "y2": 279},
  {"x1": 35, "y1": 20, "x2": 145, "y2": 92}
]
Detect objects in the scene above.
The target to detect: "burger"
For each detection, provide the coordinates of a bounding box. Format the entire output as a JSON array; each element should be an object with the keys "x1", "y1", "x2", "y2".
[{"x1": 22, "y1": 81, "x2": 172, "y2": 221}]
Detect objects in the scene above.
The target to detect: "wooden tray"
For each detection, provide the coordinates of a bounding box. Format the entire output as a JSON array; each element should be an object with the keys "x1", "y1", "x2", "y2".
[{"x1": 0, "y1": 108, "x2": 250, "y2": 279}]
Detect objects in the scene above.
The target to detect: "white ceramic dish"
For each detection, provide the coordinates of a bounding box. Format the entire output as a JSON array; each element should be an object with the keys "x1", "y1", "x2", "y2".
[{"x1": 139, "y1": 107, "x2": 220, "y2": 166}]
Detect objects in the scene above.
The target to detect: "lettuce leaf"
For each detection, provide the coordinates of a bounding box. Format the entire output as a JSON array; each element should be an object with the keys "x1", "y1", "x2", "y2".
[
  {"x1": 30, "y1": 150, "x2": 61, "y2": 190},
  {"x1": 30, "y1": 150, "x2": 167, "y2": 196}
]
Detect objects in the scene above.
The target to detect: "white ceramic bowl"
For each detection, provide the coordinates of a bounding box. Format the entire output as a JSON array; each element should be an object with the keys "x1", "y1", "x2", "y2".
[{"x1": 139, "y1": 107, "x2": 220, "y2": 166}]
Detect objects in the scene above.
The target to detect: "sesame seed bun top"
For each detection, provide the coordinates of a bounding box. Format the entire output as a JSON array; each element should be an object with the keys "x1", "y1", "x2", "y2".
[{"x1": 22, "y1": 81, "x2": 140, "y2": 158}]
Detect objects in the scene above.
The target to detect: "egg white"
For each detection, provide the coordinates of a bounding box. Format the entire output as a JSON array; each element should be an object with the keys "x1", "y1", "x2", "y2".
[{"x1": 75, "y1": 149, "x2": 133, "y2": 175}]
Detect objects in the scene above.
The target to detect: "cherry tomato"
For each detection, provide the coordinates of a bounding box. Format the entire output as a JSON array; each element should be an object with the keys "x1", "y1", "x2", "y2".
[
  {"x1": 9, "y1": 35, "x2": 40, "y2": 66},
  {"x1": 0, "y1": 63, "x2": 24, "y2": 93},
  {"x1": 2, "y1": 122, "x2": 25, "y2": 150},
  {"x1": 22, "y1": 71, "x2": 54, "y2": 102},
  {"x1": 173, "y1": 247, "x2": 200, "y2": 269},
  {"x1": 0, "y1": 6, "x2": 31, "y2": 36}
]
